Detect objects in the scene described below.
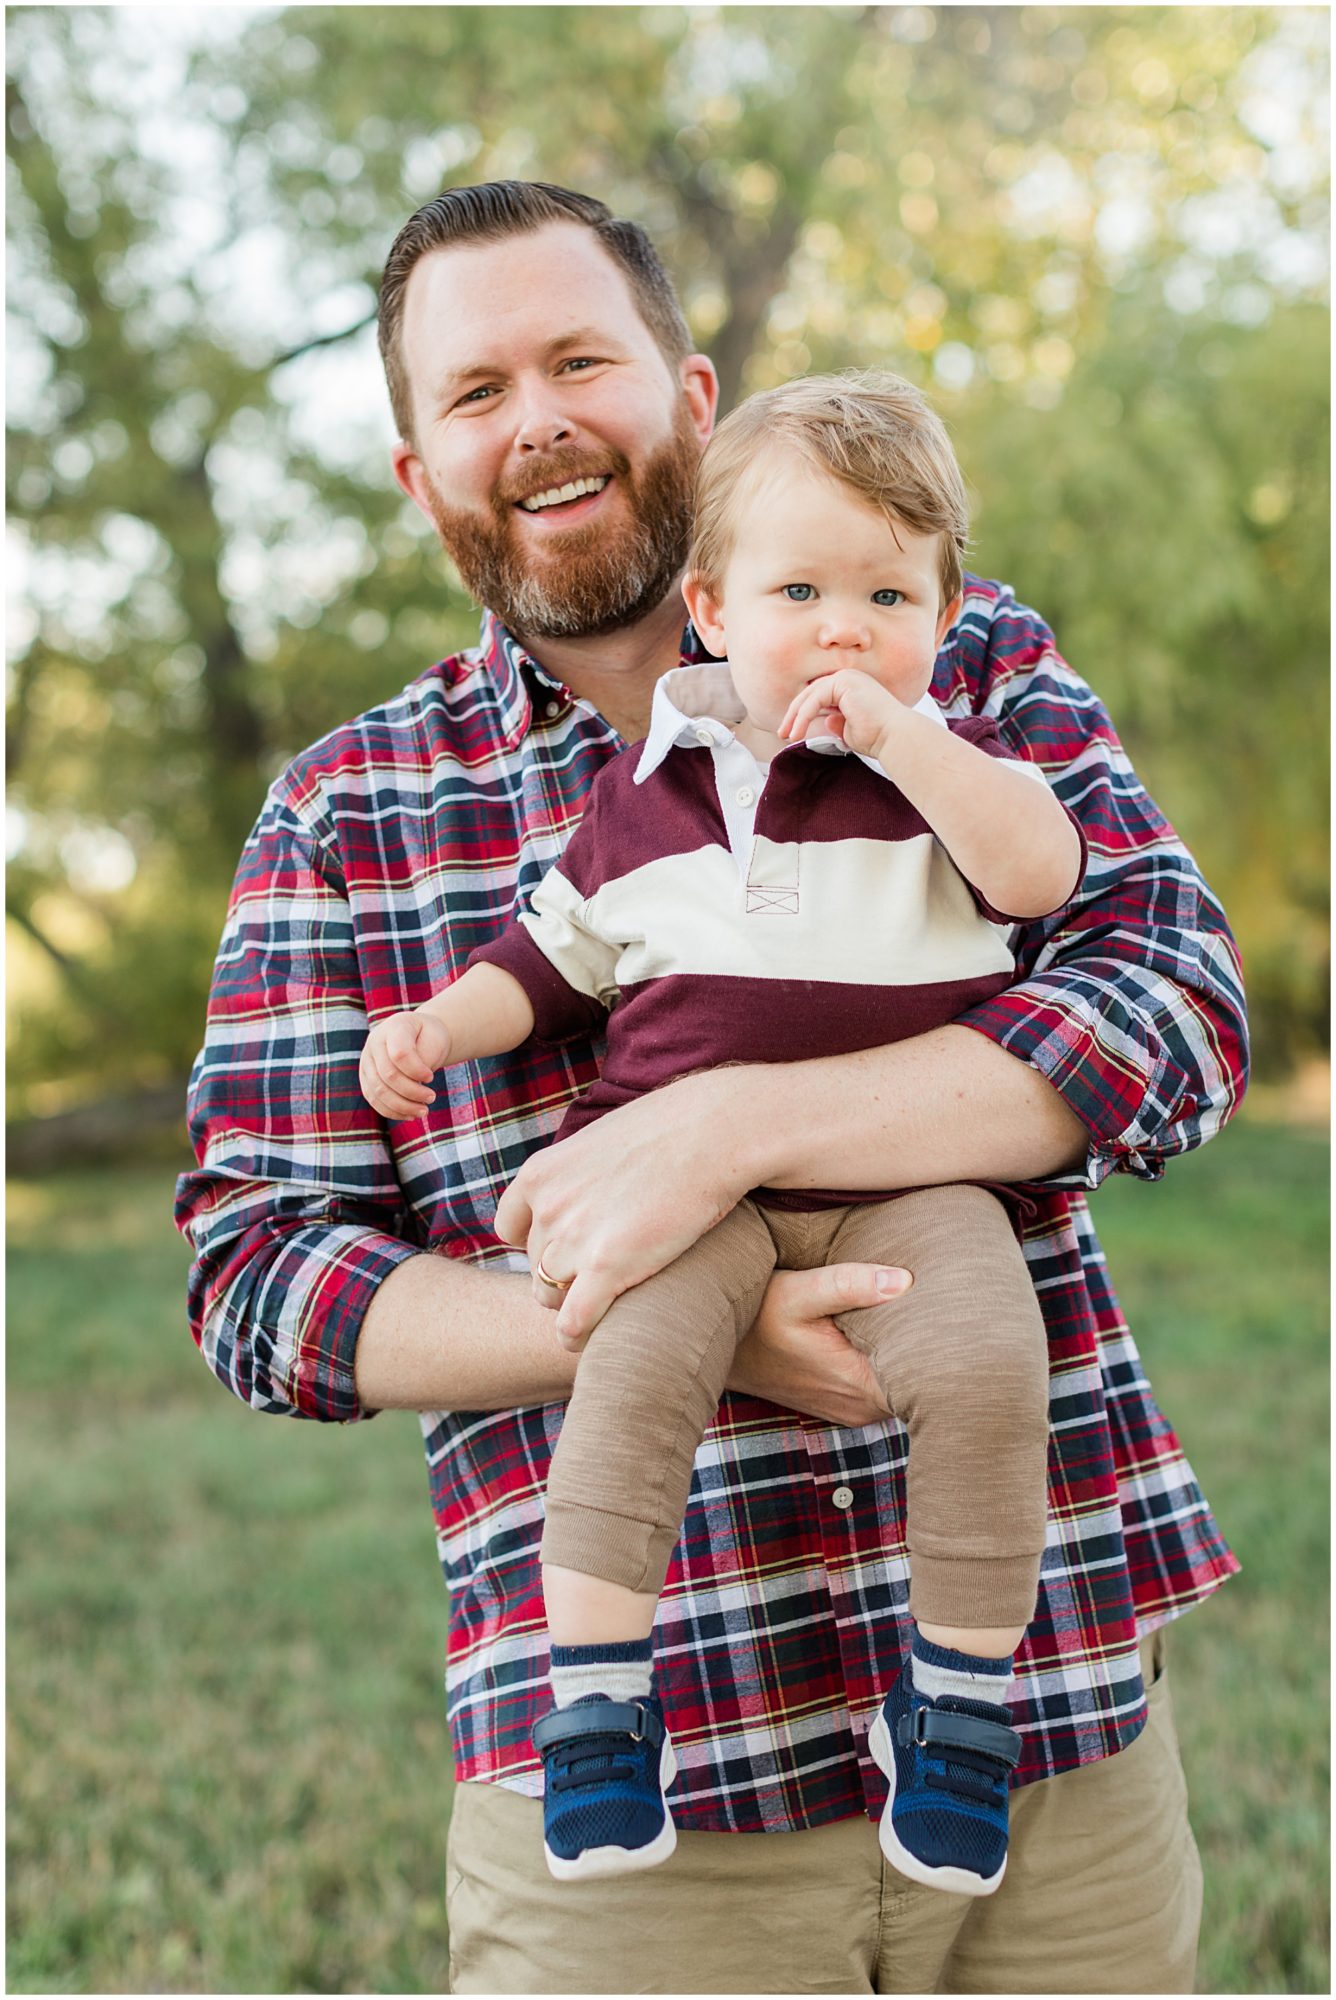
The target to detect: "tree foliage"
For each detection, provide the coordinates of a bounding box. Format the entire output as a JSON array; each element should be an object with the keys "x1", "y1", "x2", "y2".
[{"x1": 5, "y1": 5, "x2": 1328, "y2": 1117}]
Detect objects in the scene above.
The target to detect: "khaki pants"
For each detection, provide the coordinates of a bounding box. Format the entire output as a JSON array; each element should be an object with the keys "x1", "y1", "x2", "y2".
[
  {"x1": 446, "y1": 1633, "x2": 1201, "y2": 1995},
  {"x1": 543, "y1": 1185, "x2": 1049, "y2": 1630}
]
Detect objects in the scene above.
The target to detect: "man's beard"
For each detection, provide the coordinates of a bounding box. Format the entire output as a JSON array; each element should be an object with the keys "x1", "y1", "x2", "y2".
[{"x1": 420, "y1": 400, "x2": 701, "y2": 641}]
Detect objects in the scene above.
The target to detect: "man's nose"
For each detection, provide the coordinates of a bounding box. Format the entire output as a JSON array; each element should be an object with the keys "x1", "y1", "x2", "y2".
[{"x1": 512, "y1": 377, "x2": 575, "y2": 454}]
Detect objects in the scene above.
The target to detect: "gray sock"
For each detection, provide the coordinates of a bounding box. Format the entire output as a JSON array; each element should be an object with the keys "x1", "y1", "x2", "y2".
[
  {"x1": 549, "y1": 1637, "x2": 653, "y2": 1708},
  {"x1": 911, "y1": 1630, "x2": 1012, "y2": 1705}
]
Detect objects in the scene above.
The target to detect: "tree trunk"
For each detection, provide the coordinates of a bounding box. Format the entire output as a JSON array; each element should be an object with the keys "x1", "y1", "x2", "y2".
[
  {"x1": 708, "y1": 204, "x2": 804, "y2": 414},
  {"x1": 7, "y1": 1082, "x2": 191, "y2": 1174}
]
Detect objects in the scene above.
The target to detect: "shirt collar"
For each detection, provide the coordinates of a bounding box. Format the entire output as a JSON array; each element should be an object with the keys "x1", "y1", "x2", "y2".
[
  {"x1": 475, "y1": 608, "x2": 572, "y2": 743},
  {"x1": 476, "y1": 607, "x2": 714, "y2": 743},
  {"x1": 634, "y1": 662, "x2": 947, "y2": 784}
]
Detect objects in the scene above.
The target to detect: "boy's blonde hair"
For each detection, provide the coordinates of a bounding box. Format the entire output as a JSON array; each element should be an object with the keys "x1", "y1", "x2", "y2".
[{"x1": 689, "y1": 371, "x2": 969, "y2": 604}]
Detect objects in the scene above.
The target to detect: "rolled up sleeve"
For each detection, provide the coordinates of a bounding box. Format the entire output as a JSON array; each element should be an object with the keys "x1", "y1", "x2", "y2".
[
  {"x1": 953, "y1": 595, "x2": 1249, "y2": 1189},
  {"x1": 174, "y1": 793, "x2": 420, "y2": 1421}
]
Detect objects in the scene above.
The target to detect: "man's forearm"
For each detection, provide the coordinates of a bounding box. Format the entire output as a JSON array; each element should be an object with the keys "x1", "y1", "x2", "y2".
[
  {"x1": 739, "y1": 1024, "x2": 1088, "y2": 1193},
  {"x1": 353, "y1": 1254, "x2": 577, "y2": 1413},
  {"x1": 352, "y1": 1227, "x2": 928, "y2": 1431},
  {"x1": 392, "y1": 1026, "x2": 1089, "y2": 1385},
  {"x1": 488, "y1": 1024, "x2": 1091, "y2": 1347}
]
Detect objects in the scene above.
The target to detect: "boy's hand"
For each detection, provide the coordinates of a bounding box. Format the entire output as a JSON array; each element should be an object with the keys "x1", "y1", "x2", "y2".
[
  {"x1": 778, "y1": 668, "x2": 905, "y2": 764},
  {"x1": 360, "y1": 1009, "x2": 453, "y2": 1122}
]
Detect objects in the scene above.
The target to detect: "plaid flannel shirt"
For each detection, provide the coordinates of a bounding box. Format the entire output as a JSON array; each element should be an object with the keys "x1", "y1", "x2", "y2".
[{"x1": 176, "y1": 582, "x2": 1246, "y2": 1830}]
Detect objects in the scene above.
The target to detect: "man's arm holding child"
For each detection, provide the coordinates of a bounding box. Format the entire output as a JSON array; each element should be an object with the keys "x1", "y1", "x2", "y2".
[
  {"x1": 353, "y1": 1236, "x2": 905, "y2": 1425},
  {"x1": 494, "y1": 589, "x2": 1248, "y2": 1345},
  {"x1": 491, "y1": 1026, "x2": 1086, "y2": 1344},
  {"x1": 354, "y1": 841, "x2": 915, "y2": 1415}
]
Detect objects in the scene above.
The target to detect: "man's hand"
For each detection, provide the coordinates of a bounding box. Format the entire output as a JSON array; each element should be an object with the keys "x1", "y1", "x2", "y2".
[
  {"x1": 494, "y1": 1070, "x2": 762, "y2": 1343},
  {"x1": 728, "y1": 1263, "x2": 907, "y2": 1427}
]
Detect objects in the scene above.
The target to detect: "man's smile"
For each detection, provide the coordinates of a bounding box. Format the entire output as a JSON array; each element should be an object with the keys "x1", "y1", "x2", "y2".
[{"x1": 518, "y1": 473, "x2": 613, "y2": 515}]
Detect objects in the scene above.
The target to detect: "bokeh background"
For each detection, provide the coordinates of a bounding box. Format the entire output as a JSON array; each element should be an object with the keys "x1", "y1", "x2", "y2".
[{"x1": 6, "y1": 6, "x2": 1329, "y2": 1993}]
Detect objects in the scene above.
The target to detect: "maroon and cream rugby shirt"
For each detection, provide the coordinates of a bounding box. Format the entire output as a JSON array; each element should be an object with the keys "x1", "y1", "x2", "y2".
[
  {"x1": 471, "y1": 662, "x2": 1087, "y2": 1214},
  {"x1": 175, "y1": 587, "x2": 1246, "y2": 1827}
]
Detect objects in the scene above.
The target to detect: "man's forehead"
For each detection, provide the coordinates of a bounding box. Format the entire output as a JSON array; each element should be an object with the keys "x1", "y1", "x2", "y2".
[{"x1": 403, "y1": 223, "x2": 649, "y2": 359}]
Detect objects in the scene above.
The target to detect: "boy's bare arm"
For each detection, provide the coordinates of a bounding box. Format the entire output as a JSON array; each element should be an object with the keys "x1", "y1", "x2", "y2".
[
  {"x1": 869, "y1": 706, "x2": 1082, "y2": 917},
  {"x1": 360, "y1": 962, "x2": 536, "y2": 1121},
  {"x1": 780, "y1": 669, "x2": 1082, "y2": 918},
  {"x1": 417, "y1": 959, "x2": 537, "y2": 1054}
]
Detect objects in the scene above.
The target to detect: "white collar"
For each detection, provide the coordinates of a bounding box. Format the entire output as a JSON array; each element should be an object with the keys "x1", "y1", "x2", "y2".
[{"x1": 634, "y1": 661, "x2": 946, "y2": 784}]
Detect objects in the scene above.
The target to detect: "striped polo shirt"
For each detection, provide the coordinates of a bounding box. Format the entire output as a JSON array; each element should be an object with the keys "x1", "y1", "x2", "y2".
[{"x1": 474, "y1": 662, "x2": 1085, "y2": 1210}]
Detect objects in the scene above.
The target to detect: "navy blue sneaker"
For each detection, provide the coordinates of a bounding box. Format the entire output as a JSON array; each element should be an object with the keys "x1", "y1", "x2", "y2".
[
  {"x1": 868, "y1": 1658, "x2": 1022, "y2": 1896},
  {"x1": 534, "y1": 1692, "x2": 677, "y2": 1881}
]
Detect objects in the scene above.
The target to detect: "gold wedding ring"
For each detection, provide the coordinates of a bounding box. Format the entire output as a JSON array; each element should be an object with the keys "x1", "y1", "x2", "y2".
[{"x1": 534, "y1": 1256, "x2": 573, "y2": 1293}]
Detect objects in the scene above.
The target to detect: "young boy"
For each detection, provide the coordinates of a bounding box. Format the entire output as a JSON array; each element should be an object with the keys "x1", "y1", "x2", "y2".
[{"x1": 360, "y1": 373, "x2": 1085, "y2": 1896}]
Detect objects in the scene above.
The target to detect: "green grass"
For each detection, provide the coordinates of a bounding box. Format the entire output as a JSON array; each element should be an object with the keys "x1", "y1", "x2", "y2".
[
  {"x1": 1093, "y1": 1118, "x2": 1330, "y2": 1994},
  {"x1": 6, "y1": 1117, "x2": 1329, "y2": 1993},
  {"x1": 7, "y1": 1170, "x2": 452, "y2": 1994}
]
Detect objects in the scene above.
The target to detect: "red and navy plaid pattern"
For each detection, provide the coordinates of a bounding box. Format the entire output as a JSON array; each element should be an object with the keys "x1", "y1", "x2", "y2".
[{"x1": 176, "y1": 584, "x2": 1245, "y2": 1828}]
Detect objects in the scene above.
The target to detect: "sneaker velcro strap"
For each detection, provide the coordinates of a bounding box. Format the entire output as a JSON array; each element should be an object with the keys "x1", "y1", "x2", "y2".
[
  {"x1": 534, "y1": 1700, "x2": 663, "y2": 1753},
  {"x1": 897, "y1": 1708, "x2": 1022, "y2": 1769}
]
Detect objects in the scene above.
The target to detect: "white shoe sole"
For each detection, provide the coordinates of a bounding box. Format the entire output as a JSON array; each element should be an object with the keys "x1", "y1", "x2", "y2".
[
  {"x1": 868, "y1": 1710, "x2": 1006, "y2": 1898},
  {"x1": 544, "y1": 1734, "x2": 679, "y2": 1881}
]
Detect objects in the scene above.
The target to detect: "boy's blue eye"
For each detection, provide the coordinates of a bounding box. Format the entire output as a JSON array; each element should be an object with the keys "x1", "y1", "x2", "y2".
[
  {"x1": 782, "y1": 584, "x2": 814, "y2": 601},
  {"x1": 872, "y1": 589, "x2": 904, "y2": 606}
]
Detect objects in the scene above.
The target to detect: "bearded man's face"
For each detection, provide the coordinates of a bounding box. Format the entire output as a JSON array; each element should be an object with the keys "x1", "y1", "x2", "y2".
[
  {"x1": 418, "y1": 394, "x2": 701, "y2": 640},
  {"x1": 391, "y1": 223, "x2": 715, "y2": 644}
]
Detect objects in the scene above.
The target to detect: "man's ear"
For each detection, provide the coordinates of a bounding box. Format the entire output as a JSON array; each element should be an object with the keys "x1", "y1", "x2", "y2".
[
  {"x1": 680, "y1": 354, "x2": 720, "y2": 446},
  {"x1": 681, "y1": 573, "x2": 727, "y2": 656},
  {"x1": 391, "y1": 440, "x2": 436, "y2": 524},
  {"x1": 936, "y1": 591, "x2": 965, "y2": 646}
]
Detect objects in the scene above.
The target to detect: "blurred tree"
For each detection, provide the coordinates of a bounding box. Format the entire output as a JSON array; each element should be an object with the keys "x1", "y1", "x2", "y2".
[
  {"x1": 961, "y1": 293, "x2": 1329, "y2": 1072},
  {"x1": 5, "y1": 4, "x2": 1328, "y2": 1122}
]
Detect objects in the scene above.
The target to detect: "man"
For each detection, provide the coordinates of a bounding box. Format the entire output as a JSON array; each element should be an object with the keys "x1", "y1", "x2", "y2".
[{"x1": 176, "y1": 181, "x2": 1246, "y2": 1994}]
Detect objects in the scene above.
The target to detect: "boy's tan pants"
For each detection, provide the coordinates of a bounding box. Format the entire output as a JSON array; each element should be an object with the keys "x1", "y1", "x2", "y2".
[
  {"x1": 542, "y1": 1184, "x2": 1049, "y2": 1629},
  {"x1": 447, "y1": 1632, "x2": 1201, "y2": 1995}
]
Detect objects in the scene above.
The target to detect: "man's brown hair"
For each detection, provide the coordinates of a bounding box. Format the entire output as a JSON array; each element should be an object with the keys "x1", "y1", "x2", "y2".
[
  {"x1": 378, "y1": 181, "x2": 695, "y2": 445},
  {"x1": 689, "y1": 372, "x2": 970, "y2": 604}
]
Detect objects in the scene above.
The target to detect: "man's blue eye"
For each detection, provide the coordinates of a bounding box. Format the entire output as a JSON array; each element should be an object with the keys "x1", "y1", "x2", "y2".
[
  {"x1": 872, "y1": 589, "x2": 904, "y2": 606},
  {"x1": 783, "y1": 584, "x2": 814, "y2": 601}
]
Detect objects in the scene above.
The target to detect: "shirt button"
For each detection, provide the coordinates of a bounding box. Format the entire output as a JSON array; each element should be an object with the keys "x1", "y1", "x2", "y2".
[
  {"x1": 736, "y1": 786, "x2": 755, "y2": 808},
  {"x1": 831, "y1": 1485, "x2": 855, "y2": 1511},
  {"x1": 694, "y1": 726, "x2": 714, "y2": 746},
  {"x1": 544, "y1": 701, "x2": 561, "y2": 719}
]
